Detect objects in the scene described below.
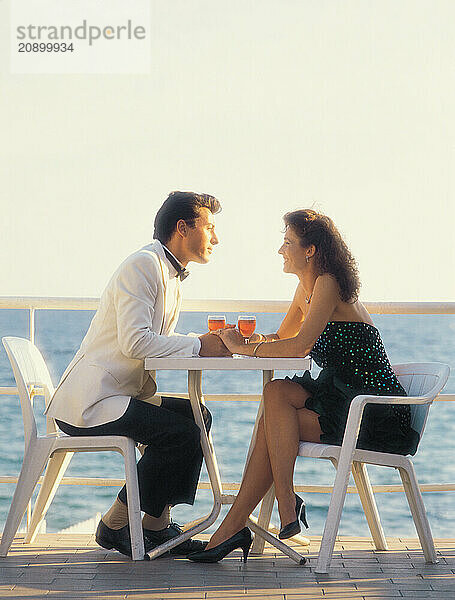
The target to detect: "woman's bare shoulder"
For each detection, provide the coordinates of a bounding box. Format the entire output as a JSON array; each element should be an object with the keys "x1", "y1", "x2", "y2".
[
  {"x1": 316, "y1": 273, "x2": 338, "y2": 287},
  {"x1": 314, "y1": 273, "x2": 341, "y2": 298}
]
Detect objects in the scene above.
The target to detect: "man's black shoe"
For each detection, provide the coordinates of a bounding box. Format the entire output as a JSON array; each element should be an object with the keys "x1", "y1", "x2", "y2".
[
  {"x1": 95, "y1": 520, "x2": 150, "y2": 559},
  {"x1": 95, "y1": 520, "x2": 135, "y2": 557},
  {"x1": 144, "y1": 522, "x2": 207, "y2": 556}
]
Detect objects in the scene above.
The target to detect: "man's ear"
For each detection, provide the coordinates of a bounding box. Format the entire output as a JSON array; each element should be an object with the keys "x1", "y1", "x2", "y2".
[{"x1": 176, "y1": 219, "x2": 187, "y2": 238}]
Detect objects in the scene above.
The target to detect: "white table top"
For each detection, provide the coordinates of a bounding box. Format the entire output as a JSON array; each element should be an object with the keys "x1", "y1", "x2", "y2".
[{"x1": 144, "y1": 356, "x2": 311, "y2": 371}]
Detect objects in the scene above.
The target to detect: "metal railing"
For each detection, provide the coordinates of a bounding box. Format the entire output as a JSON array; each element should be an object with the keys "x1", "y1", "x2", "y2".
[{"x1": 1, "y1": 296, "x2": 454, "y2": 507}]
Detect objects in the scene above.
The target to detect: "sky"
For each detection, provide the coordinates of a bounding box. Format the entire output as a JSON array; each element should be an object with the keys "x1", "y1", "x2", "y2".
[{"x1": 1, "y1": 0, "x2": 454, "y2": 302}]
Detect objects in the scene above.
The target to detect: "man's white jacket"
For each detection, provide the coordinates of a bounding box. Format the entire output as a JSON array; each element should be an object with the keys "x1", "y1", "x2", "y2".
[{"x1": 45, "y1": 240, "x2": 198, "y2": 428}]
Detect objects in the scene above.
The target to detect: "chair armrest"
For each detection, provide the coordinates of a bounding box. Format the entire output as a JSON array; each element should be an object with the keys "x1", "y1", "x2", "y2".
[
  {"x1": 334, "y1": 393, "x2": 431, "y2": 476},
  {"x1": 353, "y1": 394, "x2": 431, "y2": 407},
  {"x1": 344, "y1": 394, "x2": 430, "y2": 444}
]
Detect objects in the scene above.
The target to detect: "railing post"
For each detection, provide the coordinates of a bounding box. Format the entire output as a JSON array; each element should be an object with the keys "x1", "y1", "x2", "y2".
[
  {"x1": 29, "y1": 308, "x2": 35, "y2": 345},
  {"x1": 26, "y1": 308, "x2": 35, "y2": 532}
]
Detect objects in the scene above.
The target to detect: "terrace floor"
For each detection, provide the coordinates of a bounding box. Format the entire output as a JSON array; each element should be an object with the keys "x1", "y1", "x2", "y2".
[{"x1": 0, "y1": 533, "x2": 454, "y2": 599}]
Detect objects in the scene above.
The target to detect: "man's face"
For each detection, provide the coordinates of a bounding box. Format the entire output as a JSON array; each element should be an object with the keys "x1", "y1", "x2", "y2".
[{"x1": 184, "y1": 207, "x2": 219, "y2": 264}]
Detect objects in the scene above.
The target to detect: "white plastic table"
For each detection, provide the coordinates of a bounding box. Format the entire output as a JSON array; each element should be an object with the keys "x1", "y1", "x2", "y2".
[{"x1": 144, "y1": 355, "x2": 311, "y2": 563}]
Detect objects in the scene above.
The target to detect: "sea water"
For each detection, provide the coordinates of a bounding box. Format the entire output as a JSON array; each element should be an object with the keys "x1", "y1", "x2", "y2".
[{"x1": 0, "y1": 310, "x2": 454, "y2": 537}]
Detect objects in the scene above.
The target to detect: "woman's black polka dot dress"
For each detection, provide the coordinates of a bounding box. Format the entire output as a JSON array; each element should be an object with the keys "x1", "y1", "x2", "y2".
[{"x1": 290, "y1": 321, "x2": 419, "y2": 455}]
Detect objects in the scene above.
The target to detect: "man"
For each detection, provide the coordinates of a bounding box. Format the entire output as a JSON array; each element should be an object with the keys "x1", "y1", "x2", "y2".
[{"x1": 45, "y1": 191, "x2": 230, "y2": 558}]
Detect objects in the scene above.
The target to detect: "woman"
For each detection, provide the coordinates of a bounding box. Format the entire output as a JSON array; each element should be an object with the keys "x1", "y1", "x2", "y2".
[{"x1": 188, "y1": 209, "x2": 420, "y2": 564}]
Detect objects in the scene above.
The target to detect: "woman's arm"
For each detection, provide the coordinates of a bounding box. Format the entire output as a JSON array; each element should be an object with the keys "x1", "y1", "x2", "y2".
[{"x1": 219, "y1": 274, "x2": 340, "y2": 357}]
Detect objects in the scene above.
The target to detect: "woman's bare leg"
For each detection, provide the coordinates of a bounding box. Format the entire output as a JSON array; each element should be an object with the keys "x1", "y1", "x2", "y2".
[
  {"x1": 263, "y1": 379, "x2": 322, "y2": 528},
  {"x1": 205, "y1": 416, "x2": 273, "y2": 549},
  {"x1": 205, "y1": 379, "x2": 322, "y2": 549}
]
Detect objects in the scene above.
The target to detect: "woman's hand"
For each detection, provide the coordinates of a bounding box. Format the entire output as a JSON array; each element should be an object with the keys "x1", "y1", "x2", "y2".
[{"x1": 216, "y1": 327, "x2": 245, "y2": 353}]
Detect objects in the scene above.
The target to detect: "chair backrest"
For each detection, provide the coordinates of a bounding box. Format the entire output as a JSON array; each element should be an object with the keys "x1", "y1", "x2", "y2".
[
  {"x1": 393, "y1": 362, "x2": 450, "y2": 437},
  {"x1": 2, "y1": 337, "x2": 56, "y2": 449}
]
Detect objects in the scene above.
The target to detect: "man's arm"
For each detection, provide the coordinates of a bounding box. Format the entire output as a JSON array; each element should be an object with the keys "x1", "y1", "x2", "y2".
[{"x1": 114, "y1": 255, "x2": 199, "y2": 359}]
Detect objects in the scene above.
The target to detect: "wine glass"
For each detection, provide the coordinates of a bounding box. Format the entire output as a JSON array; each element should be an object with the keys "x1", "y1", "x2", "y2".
[
  {"x1": 208, "y1": 315, "x2": 226, "y2": 332},
  {"x1": 237, "y1": 315, "x2": 256, "y2": 343}
]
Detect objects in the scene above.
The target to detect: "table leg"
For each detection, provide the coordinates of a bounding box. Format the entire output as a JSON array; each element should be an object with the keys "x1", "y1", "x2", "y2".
[
  {"x1": 250, "y1": 370, "x2": 275, "y2": 555},
  {"x1": 147, "y1": 369, "x2": 223, "y2": 560},
  {"x1": 188, "y1": 370, "x2": 224, "y2": 504}
]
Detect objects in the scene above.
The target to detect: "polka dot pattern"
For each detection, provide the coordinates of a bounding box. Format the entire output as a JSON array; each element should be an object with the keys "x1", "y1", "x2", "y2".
[{"x1": 310, "y1": 321, "x2": 410, "y2": 433}]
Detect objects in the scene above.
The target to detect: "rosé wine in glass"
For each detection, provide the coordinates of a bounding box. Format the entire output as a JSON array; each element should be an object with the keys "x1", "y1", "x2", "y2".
[
  {"x1": 237, "y1": 315, "x2": 256, "y2": 343},
  {"x1": 208, "y1": 315, "x2": 226, "y2": 332}
]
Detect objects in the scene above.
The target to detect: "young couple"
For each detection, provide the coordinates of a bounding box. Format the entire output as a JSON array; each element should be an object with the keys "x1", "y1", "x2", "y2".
[{"x1": 46, "y1": 191, "x2": 419, "y2": 562}]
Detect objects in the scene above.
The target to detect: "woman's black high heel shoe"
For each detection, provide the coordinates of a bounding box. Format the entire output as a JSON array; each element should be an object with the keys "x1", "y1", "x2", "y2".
[
  {"x1": 278, "y1": 494, "x2": 309, "y2": 540},
  {"x1": 187, "y1": 527, "x2": 252, "y2": 563}
]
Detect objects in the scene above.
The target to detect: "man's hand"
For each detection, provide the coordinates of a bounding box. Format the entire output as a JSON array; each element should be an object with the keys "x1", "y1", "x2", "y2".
[{"x1": 199, "y1": 332, "x2": 232, "y2": 356}]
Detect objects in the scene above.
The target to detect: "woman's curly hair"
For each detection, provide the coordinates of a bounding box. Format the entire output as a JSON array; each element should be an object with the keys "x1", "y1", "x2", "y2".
[{"x1": 283, "y1": 209, "x2": 360, "y2": 303}]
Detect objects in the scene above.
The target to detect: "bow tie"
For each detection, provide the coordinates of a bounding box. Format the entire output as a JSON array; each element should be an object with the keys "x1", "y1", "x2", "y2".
[{"x1": 163, "y1": 247, "x2": 190, "y2": 281}]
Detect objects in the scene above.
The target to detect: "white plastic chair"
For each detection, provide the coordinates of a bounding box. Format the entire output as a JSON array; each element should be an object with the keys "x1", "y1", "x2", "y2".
[
  {"x1": 296, "y1": 362, "x2": 450, "y2": 573},
  {"x1": 0, "y1": 337, "x2": 145, "y2": 560}
]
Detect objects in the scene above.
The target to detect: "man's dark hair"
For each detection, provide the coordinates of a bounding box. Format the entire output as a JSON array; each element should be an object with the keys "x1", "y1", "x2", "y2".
[{"x1": 153, "y1": 191, "x2": 221, "y2": 244}]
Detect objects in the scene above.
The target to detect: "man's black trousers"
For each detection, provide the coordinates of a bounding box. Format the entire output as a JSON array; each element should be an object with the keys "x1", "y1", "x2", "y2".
[{"x1": 56, "y1": 396, "x2": 212, "y2": 517}]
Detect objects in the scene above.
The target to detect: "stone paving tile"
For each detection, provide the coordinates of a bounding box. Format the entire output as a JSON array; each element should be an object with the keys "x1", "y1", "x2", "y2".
[
  {"x1": 127, "y1": 593, "x2": 205, "y2": 599},
  {"x1": 237, "y1": 566, "x2": 279, "y2": 573},
  {"x1": 275, "y1": 587, "x2": 324, "y2": 596},
  {"x1": 230, "y1": 584, "x2": 282, "y2": 591},
  {"x1": 284, "y1": 597, "x2": 326, "y2": 600},
  {"x1": 391, "y1": 584, "x2": 438, "y2": 592},
  {"x1": 204, "y1": 589, "x2": 246, "y2": 597},
  {"x1": 326, "y1": 592, "x2": 401, "y2": 598},
  {"x1": 4, "y1": 587, "x2": 51, "y2": 597},
  {"x1": 363, "y1": 590, "x2": 403, "y2": 600},
  {"x1": 213, "y1": 597, "x2": 286, "y2": 600},
  {"x1": 148, "y1": 580, "x2": 210, "y2": 587},
  {"x1": 341, "y1": 558, "x2": 380, "y2": 565},
  {"x1": 56, "y1": 571, "x2": 97, "y2": 580},
  {"x1": 0, "y1": 559, "x2": 32, "y2": 566},
  {"x1": 102, "y1": 585, "x2": 170, "y2": 593},
  {"x1": 426, "y1": 582, "x2": 455, "y2": 591},
  {"x1": 123, "y1": 597, "x2": 191, "y2": 600},
  {"x1": 89, "y1": 580, "x2": 167, "y2": 589},
  {"x1": 414, "y1": 567, "x2": 455, "y2": 575},
  {"x1": 378, "y1": 567, "x2": 416, "y2": 574},
  {"x1": 48, "y1": 579, "x2": 94, "y2": 590},
  {"x1": 204, "y1": 580, "x2": 250, "y2": 589},
  {"x1": 400, "y1": 591, "x2": 455, "y2": 597},
  {"x1": 242, "y1": 577, "x2": 282, "y2": 585},
  {"x1": 94, "y1": 565, "x2": 147, "y2": 573},
  {"x1": 342, "y1": 569, "x2": 387, "y2": 576},
  {"x1": 58, "y1": 565, "x2": 100, "y2": 572},
  {"x1": 17, "y1": 571, "x2": 60, "y2": 583},
  {"x1": 214, "y1": 597, "x2": 285, "y2": 600},
  {"x1": 205, "y1": 591, "x2": 248, "y2": 598},
  {"x1": 93, "y1": 572, "x2": 165, "y2": 581},
  {"x1": 0, "y1": 567, "x2": 27, "y2": 579},
  {"x1": 284, "y1": 594, "x2": 362, "y2": 600},
  {"x1": 47, "y1": 596, "x2": 127, "y2": 600},
  {"x1": 243, "y1": 588, "x2": 304, "y2": 595},
  {"x1": 311, "y1": 571, "x2": 352, "y2": 580},
  {"x1": 196, "y1": 570, "x2": 248, "y2": 579},
  {"x1": 311, "y1": 577, "x2": 357, "y2": 585}
]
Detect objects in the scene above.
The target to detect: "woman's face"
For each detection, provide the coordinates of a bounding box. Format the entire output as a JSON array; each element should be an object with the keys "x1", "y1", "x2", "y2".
[{"x1": 278, "y1": 226, "x2": 309, "y2": 274}]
